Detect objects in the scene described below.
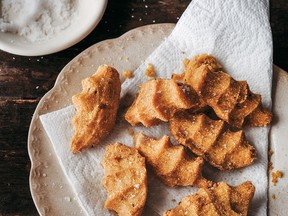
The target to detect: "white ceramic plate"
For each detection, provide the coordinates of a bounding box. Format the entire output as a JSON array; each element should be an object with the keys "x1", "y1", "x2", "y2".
[
  {"x1": 0, "y1": 0, "x2": 107, "y2": 56},
  {"x1": 28, "y1": 23, "x2": 288, "y2": 215}
]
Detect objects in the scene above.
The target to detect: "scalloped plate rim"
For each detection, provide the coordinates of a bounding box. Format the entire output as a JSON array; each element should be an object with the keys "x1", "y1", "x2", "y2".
[
  {"x1": 27, "y1": 23, "x2": 287, "y2": 216},
  {"x1": 28, "y1": 23, "x2": 175, "y2": 215}
]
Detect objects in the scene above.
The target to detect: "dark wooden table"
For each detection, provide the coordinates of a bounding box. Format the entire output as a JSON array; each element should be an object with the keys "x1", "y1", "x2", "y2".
[{"x1": 0, "y1": 0, "x2": 287, "y2": 215}]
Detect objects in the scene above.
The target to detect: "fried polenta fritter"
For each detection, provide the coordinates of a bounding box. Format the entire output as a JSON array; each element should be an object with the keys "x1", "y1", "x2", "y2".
[
  {"x1": 134, "y1": 133, "x2": 212, "y2": 188},
  {"x1": 163, "y1": 181, "x2": 255, "y2": 216},
  {"x1": 71, "y1": 65, "x2": 121, "y2": 153},
  {"x1": 184, "y1": 54, "x2": 272, "y2": 128},
  {"x1": 101, "y1": 143, "x2": 147, "y2": 216},
  {"x1": 125, "y1": 79, "x2": 205, "y2": 127},
  {"x1": 170, "y1": 112, "x2": 256, "y2": 170}
]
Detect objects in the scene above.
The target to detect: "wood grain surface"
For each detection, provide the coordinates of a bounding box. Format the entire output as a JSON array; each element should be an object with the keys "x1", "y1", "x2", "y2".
[{"x1": 0, "y1": 0, "x2": 287, "y2": 215}]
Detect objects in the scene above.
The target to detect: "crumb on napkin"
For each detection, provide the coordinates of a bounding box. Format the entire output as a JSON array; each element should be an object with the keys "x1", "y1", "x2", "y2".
[
  {"x1": 145, "y1": 63, "x2": 156, "y2": 78},
  {"x1": 123, "y1": 70, "x2": 134, "y2": 79}
]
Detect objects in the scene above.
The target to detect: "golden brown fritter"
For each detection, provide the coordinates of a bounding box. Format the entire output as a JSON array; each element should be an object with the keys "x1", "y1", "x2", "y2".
[
  {"x1": 125, "y1": 79, "x2": 205, "y2": 127},
  {"x1": 71, "y1": 65, "x2": 121, "y2": 153},
  {"x1": 134, "y1": 133, "x2": 212, "y2": 188},
  {"x1": 163, "y1": 181, "x2": 255, "y2": 216},
  {"x1": 101, "y1": 143, "x2": 147, "y2": 216},
  {"x1": 170, "y1": 112, "x2": 256, "y2": 170},
  {"x1": 184, "y1": 54, "x2": 272, "y2": 128}
]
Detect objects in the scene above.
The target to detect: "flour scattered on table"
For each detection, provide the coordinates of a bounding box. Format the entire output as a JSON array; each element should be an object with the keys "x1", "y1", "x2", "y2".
[{"x1": 0, "y1": 0, "x2": 79, "y2": 42}]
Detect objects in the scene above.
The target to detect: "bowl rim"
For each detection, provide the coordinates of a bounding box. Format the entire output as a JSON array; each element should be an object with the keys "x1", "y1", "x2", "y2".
[{"x1": 0, "y1": 0, "x2": 108, "y2": 56}]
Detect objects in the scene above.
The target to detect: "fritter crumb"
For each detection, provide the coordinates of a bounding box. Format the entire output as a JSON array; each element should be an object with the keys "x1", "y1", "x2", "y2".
[
  {"x1": 171, "y1": 72, "x2": 185, "y2": 82},
  {"x1": 272, "y1": 170, "x2": 283, "y2": 186},
  {"x1": 268, "y1": 162, "x2": 274, "y2": 171},
  {"x1": 127, "y1": 127, "x2": 134, "y2": 136},
  {"x1": 183, "y1": 58, "x2": 190, "y2": 69},
  {"x1": 268, "y1": 149, "x2": 273, "y2": 160},
  {"x1": 123, "y1": 70, "x2": 133, "y2": 79},
  {"x1": 145, "y1": 64, "x2": 156, "y2": 77}
]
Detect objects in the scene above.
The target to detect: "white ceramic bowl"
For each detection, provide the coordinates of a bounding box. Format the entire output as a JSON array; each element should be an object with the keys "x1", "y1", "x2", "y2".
[{"x1": 0, "y1": 0, "x2": 107, "y2": 56}]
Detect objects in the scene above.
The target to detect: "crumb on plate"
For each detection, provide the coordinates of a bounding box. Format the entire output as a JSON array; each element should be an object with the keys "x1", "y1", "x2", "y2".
[
  {"x1": 183, "y1": 58, "x2": 190, "y2": 69},
  {"x1": 272, "y1": 170, "x2": 283, "y2": 186},
  {"x1": 268, "y1": 149, "x2": 273, "y2": 159},
  {"x1": 268, "y1": 161, "x2": 274, "y2": 171},
  {"x1": 123, "y1": 70, "x2": 133, "y2": 79}
]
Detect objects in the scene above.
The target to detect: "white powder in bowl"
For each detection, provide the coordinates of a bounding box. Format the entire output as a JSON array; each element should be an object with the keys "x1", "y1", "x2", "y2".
[{"x1": 0, "y1": 0, "x2": 79, "y2": 42}]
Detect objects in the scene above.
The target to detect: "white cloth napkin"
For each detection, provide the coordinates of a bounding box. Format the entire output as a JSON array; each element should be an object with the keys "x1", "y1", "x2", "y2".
[{"x1": 40, "y1": 0, "x2": 272, "y2": 215}]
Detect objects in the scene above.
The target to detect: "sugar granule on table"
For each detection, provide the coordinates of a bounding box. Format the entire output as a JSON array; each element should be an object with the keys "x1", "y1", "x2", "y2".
[{"x1": 0, "y1": 0, "x2": 79, "y2": 42}]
